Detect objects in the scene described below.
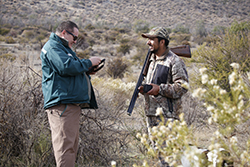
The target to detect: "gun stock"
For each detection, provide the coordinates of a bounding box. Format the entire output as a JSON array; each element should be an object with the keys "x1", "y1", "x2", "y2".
[
  {"x1": 127, "y1": 45, "x2": 191, "y2": 116},
  {"x1": 170, "y1": 45, "x2": 191, "y2": 58}
]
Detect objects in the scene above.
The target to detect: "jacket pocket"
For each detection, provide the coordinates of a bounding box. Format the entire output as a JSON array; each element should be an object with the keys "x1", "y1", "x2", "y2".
[{"x1": 151, "y1": 64, "x2": 169, "y2": 85}]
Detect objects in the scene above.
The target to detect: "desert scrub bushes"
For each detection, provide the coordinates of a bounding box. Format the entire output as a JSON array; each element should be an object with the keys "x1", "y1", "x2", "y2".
[
  {"x1": 116, "y1": 38, "x2": 132, "y2": 55},
  {"x1": 191, "y1": 21, "x2": 250, "y2": 91},
  {"x1": 5, "y1": 36, "x2": 16, "y2": 44},
  {"x1": 134, "y1": 64, "x2": 250, "y2": 167},
  {"x1": 0, "y1": 60, "x2": 143, "y2": 166},
  {"x1": 0, "y1": 27, "x2": 10, "y2": 36},
  {"x1": 192, "y1": 64, "x2": 250, "y2": 166},
  {"x1": 192, "y1": 20, "x2": 208, "y2": 44},
  {"x1": 169, "y1": 33, "x2": 191, "y2": 46},
  {"x1": 92, "y1": 77, "x2": 136, "y2": 107},
  {"x1": 132, "y1": 20, "x2": 149, "y2": 33},
  {"x1": 0, "y1": 63, "x2": 53, "y2": 166},
  {"x1": 77, "y1": 77, "x2": 145, "y2": 166},
  {"x1": 172, "y1": 24, "x2": 189, "y2": 34},
  {"x1": 0, "y1": 53, "x2": 16, "y2": 62},
  {"x1": 106, "y1": 56, "x2": 130, "y2": 79}
]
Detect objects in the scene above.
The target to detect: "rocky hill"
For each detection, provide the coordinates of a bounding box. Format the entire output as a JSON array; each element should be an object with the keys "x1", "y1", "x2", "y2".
[
  {"x1": 1, "y1": 0, "x2": 250, "y2": 32},
  {"x1": 1, "y1": 0, "x2": 250, "y2": 73}
]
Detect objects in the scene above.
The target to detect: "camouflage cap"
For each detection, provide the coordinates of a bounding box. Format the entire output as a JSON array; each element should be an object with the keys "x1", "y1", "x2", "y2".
[{"x1": 141, "y1": 27, "x2": 169, "y2": 40}]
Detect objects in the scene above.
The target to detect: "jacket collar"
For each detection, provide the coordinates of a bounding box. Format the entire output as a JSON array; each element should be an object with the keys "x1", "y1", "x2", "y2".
[
  {"x1": 50, "y1": 32, "x2": 69, "y2": 47},
  {"x1": 151, "y1": 48, "x2": 170, "y2": 61}
]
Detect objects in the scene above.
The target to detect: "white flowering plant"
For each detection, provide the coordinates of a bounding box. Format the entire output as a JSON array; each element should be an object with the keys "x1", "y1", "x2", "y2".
[
  {"x1": 133, "y1": 113, "x2": 211, "y2": 167},
  {"x1": 133, "y1": 63, "x2": 250, "y2": 167},
  {"x1": 192, "y1": 63, "x2": 250, "y2": 166}
]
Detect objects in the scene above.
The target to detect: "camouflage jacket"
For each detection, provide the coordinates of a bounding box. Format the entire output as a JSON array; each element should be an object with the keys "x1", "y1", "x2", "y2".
[{"x1": 143, "y1": 49, "x2": 189, "y2": 118}]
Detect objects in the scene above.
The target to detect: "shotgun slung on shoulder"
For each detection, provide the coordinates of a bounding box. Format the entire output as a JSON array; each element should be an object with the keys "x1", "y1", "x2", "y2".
[{"x1": 127, "y1": 45, "x2": 191, "y2": 116}]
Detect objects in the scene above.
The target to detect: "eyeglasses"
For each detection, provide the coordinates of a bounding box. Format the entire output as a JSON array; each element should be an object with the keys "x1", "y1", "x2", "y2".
[{"x1": 65, "y1": 30, "x2": 78, "y2": 41}]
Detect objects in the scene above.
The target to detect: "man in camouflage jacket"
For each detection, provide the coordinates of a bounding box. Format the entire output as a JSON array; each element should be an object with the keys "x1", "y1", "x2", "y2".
[{"x1": 139, "y1": 27, "x2": 189, "y2": 166}]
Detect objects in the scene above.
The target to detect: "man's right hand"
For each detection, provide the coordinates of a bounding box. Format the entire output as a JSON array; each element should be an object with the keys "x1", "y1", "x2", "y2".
[
  {"x1": 89, "y1": 57, "x2": 101, "y2": 66},
  {"x1": 138, "y1": 86, "x2": 144, "y2": 94}
]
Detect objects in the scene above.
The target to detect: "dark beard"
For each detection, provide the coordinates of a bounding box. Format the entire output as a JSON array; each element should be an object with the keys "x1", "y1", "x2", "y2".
[{"x1": 151, "y1": 47, "x2": 158, "y2": 54}]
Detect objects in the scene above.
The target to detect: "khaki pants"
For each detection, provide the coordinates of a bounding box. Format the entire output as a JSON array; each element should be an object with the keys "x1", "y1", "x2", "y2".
[{"x1": 46, "y1": 104, "x2": 81, "y2": 167}]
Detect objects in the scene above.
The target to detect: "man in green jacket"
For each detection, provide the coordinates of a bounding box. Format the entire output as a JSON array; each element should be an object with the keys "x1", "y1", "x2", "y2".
[{"x1": 40, "y1": 20, "x2": 101, "y2": 167}]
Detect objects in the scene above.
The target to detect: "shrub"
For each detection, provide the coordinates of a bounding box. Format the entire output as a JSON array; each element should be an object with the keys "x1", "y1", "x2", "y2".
[
  {"x1": 87, "y1": 77, "x2": 145, "y2": 166},
  {"x1": 85, "y1": 35, "x2": 96, "y2": 47},
  {"x1": 106, "y1": 56, "x2": 129, "y2": 79},
  {"x1": 228, "y1": 21, "x2": 250, "y2": 36},
  {"x1": 172, "y1": 24, "x2": 189, "y2": 34},
  {"x1": 0, "y1": 53, "x2": 16, "y2": 61},
  {"x1": 116, "y1": 43, "x2": 131, "y2": 55},
  {"x1": 212, "y1": 25, "x2": 227, "y2": 35},
  {"x1": 104, "y1": 29, "x2": 120, "y2": 43},
  {"x1": 192, "y1": 64, "x2": 250, "y2": 166},
  {"x1": 24, "y1": 30, "x2": 35, "y2": 39},
  {"x1": 194, "y1": 20, "x2": 207, "y2": 38},
  {"x1": 0, "y1": 28, "x2": 10, "y2": 35},
  {"x1": 131, "y1": 38, "x2": 148, "y2": 65},
  {"x1": 0, "y1": 60, "x2": 140, "y2": 167},
  {"x1": 0, "y1": 64, "x2": 52, "y2": 166},
  {"x1": 170, "y1": 33, "x2": 191, "y2": 46},
  {"x1": 85, "y1": 24, "x2": 95, "y2": 30},
  {"x1": 4, "y1": 37, "x2": 15, "y2": 44},
  {"x1": 133, "y1": 20, "x2": 149, "y2": 33},
  {"x1": 73, "y1": 32, "x2": 89, "y2": 51},
  {"x1": 76, "y1": 50, "x2": 90, "y2": 59},
  {"x1": 134, "y1": 64, "x2": 250, "y2": 166},
  {"x1": 192, "y1": 22, "x2": 250, "y2": 91}
]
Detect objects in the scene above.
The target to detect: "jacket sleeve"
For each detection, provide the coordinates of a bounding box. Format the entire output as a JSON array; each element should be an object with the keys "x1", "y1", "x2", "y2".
[
  {"x1": 44, "y1": 46, "x2": 92, "y2": 76},
  {"x1": 159, "y1": 58, "x2": 189, "y2": 99}
]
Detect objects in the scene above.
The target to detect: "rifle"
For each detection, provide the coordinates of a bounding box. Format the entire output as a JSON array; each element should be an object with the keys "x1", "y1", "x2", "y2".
[{"x1": 127, "y1": 45, "x2": 191, "y2": 116}]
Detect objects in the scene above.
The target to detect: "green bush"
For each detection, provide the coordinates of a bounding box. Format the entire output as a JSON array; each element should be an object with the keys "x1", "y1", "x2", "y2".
[
  {"x1": 170, "y1": 33, "x2": 191, "y2": 46},
  {"x1": 23, "y1": 30, "x2": 35, "y2": 39},
  {"x1": 133, "y1": 20, "x2": 149, "y2": 33},
  {"x1": 194, "y1": 20, "x2": 207, "y2": 38},
  {"x1": 5, "y1": 37, "x2": 15, "y2": 44},
  {"x1": 212, "y1": 25, "x2": 227, "y2": 35},
  {"x1": 0, "y1": 28, "x2": 10, "y2": 35},
  {"x1": 192, "y1": 21, "x2": 250, "y2": 91},
  {"x1": 228, "y1": 21, "x2": 250, "y2": 35},
  {"x1": 0, "y1": 53, "x2": 16, "y2": 61},
  {"x1": 172, "y1": 24, "x2": 189, "y2": 34}
]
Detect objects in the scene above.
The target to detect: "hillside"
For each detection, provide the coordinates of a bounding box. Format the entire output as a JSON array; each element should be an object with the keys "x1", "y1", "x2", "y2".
[
  {"x1": 1, "y1": 0, "x2": 250, "y2": 32},
  {"x1": 1, "y1": 0, "x2": 250, "y2": 73}
]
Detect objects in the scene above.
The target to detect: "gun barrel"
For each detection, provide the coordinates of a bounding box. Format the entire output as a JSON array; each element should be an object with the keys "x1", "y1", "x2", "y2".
[
  {"x1": 127, "y1": 45, "x2": 191, "y2": 116},
  {"x1": 127, "y1": 49, "x2": 152, "y2": 116}
]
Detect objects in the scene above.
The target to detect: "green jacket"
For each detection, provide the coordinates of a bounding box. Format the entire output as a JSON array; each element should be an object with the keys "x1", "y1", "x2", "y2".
[{"x1": 40, "y1": 32, "x2": 98, "y2": 110}]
